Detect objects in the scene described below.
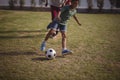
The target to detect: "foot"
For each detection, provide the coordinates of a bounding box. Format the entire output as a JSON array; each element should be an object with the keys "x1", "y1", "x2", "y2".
[
  {"x1": 40, "y1": 42, "x2": 46, "y2": 51},
  {"x1": 62, "y1": 49, "x2": 73, "y2": 56}
]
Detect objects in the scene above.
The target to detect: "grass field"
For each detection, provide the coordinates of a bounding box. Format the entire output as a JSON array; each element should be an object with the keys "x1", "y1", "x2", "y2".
[{"x1": 0, "y1": 10, "x2": 120, "y2": 80}]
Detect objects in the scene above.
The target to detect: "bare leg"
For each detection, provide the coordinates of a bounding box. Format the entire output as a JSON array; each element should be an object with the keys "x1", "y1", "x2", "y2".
[
  {"x1": 41, "y1": 29, "x2": 56, "y2": 51},
  {"x1": 61, "y1": 31, "x2": 67, "y2": 50},
  {"x1": 44, "y1": 29, "x2": 56, "y2": 42},
  {"x1": 61, "y1": 31, "x2": 73, "y2": 55}
]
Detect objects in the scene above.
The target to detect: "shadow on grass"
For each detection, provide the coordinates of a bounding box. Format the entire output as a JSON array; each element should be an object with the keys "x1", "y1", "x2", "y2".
[
  {"x1": 32, "y1": 55, "x2": 64, "y2": 61},
  {"x1": 32, "y1": 57, "x2": 48, "y2": 61},
  {"x1": 0, "y1": 30, "x2": 42, "y2": 33},
  {"x1": 0, "y1": 30, "x2": 46, "y2": 39},
  {"x1": 0, "y1": 35, "x2": 44, "y2": 39},
  {"x1": 0, "y1": 51, "x2": 37, "y2": 56}
]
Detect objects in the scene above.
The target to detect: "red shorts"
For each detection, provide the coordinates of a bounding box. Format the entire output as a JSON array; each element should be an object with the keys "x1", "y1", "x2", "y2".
[{"x1": 50, "y1": 5, "x2": 61, "y2": 20}]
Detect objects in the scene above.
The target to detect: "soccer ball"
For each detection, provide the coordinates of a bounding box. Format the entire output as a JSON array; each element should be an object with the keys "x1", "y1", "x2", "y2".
[{"x1": 45, "y1": 48, "x2": 56, "y2": 60}]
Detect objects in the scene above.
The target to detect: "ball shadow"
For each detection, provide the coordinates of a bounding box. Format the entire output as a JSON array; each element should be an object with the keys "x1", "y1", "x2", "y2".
[
  {"x1": 32, "y1": 57, "x2": 48, "y2": 61},
  {"x1": 32, "y1": 54, "x2": 48, "y2": 61},
  {"x1": 31, "y1": 54, "x2": 65, "y2": 61}
]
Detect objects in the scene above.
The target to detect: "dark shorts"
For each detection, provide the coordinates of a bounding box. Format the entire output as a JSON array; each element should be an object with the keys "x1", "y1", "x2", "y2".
[{"x1": 50, "y1": 21, "x2": 67, "y2": 32}]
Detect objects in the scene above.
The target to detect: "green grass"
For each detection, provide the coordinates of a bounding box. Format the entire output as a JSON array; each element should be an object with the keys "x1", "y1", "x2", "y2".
[{"x1": 0, "y1": 10, "x2": 120, "y2": 80}]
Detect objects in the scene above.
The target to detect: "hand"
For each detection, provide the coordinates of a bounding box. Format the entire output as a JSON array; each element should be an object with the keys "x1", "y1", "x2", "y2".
[
  {"x1": 78, "y1": 22, "x2": 81, "y2": 26},
  {"x1": 55, "y1": 17, "x2": 61, "y2": 22},
  {"x1": 45, "y1": 3, "x2": 48, "y2": 7}
]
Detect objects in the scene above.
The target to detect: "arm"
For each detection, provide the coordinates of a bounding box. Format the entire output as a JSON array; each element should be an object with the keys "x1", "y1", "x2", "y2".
[
  {"x1": 55, "y1": 6, "x2": 66, "y2": 21},
  {"x1": 65, "y1": 0, "x2": 71, "y2": 5},
  {"x1": 60, "y1": 0, "x2": 66, "y2": 7},
  {"x1": 73, "y1": 15, "x2": 81, "y2": 26},
  {"x1": 45, "y1": 0, "x2": 48, "y2": 7},
  {"x1": 55, "y1": 5, "x2": 67, "y2": 21},
  {"x1": 61, "y1": 0, "x2": 71, "y2": 7},
  {"x1": 55, "y1": 11, "x2": 61, "y2": 21}
]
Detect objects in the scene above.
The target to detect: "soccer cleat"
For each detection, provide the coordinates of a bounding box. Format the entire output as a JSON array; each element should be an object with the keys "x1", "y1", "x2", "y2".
[
  {"x1": 40, "y1": 42, "x2": 46, "y2": 51},
  {"x1": 62, "y1": 49, "x2": 73, "y2": 56}
]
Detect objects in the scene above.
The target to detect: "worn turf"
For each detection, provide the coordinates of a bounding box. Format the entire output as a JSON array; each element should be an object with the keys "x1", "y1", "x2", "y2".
[{"x1": 0, "y1": 10, "x2": 120, "y2": 80}]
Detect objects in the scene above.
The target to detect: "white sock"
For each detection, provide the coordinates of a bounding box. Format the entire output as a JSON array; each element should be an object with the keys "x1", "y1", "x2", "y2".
[{"x1": 62, "y1": 48, "x2": 67, "y2": 51}]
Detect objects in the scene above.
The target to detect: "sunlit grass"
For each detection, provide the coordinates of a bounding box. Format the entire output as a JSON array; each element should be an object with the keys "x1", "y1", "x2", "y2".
[{"x1": 0, "y1": 10, "x2": 120, "y2": 80}]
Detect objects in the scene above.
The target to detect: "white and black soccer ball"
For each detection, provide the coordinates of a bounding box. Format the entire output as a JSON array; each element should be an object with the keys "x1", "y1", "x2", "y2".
[{"x1": 45, "y1": 48, "x2": 56, "y2": 60}]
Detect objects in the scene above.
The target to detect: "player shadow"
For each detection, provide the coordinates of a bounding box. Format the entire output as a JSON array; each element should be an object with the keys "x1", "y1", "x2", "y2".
[
  {"x1": 0, "y1": 51, "x2": 37, "y2": 56},
  {"x1": 0, "y1": 35, "x2": 43, "y2": 39},
  {"x1": 0, "y1": 30, "x2": 41, "y2": 33},
  {"x1": 0, "y1": 30, "x2": 46, "y2": 39}
]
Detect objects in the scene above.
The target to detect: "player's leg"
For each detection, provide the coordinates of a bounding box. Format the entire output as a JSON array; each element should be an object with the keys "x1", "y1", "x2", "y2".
[
  {"x1": 51, "y1": 27, "x2": 59, "y2": 38},
  {"x1": 61, "y1": 31, "x2": 67, "y2": 50},
  {"x1": 51, "y1": 5, "x2": 58, "y2": 20},
  {"x1": 41, "y1": 29, "x2": 56, "y2": 51},
  {"x1": 50, "y1": 6, "x2": 60, "y2": 38},
  {"x1": 41, "y1": 21, "x2": 58, "y2": 51},
  {"x1": 47, "y1": 5, "x2": 57, "y2": 30},
  {"x1": 52, "y1": 6, "x2": 61, "y2": 37},
  {"x1": 60, "y1": 24, "x2": 73, "y2": 55},
  {"x1": 45, "y1": 29, "x2": 56, "y2": 41}
]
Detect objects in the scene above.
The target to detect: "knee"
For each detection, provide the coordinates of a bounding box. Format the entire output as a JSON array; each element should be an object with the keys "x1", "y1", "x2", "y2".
[
  {"x1": 49, "y1": 29, "x2": 55, "y2": 34},
  {"x1": 62, "y1": 33, "x2": 66, "y2": 39}
]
